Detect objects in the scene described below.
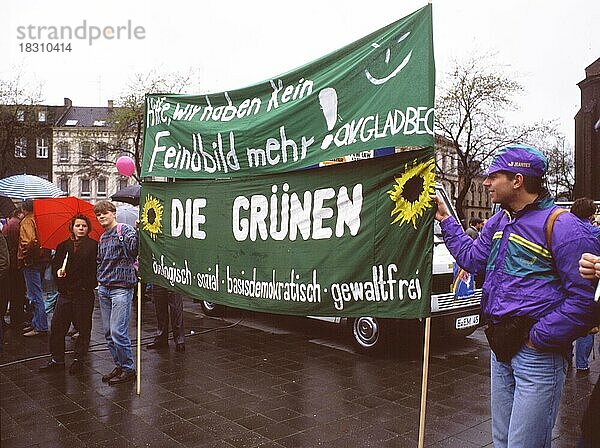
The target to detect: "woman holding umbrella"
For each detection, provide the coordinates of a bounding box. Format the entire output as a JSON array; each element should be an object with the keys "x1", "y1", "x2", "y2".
[{"x1": 39, "y1": 214, "x2": 98, "y2": 374}]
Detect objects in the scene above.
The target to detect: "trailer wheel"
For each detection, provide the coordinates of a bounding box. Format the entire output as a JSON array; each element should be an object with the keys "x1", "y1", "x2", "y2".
[{"x1": 200, "y1": 301, "x2": 225, "y2": 317}]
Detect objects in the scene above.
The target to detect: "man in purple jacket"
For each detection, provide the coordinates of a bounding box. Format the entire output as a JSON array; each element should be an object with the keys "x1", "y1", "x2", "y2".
[{"x1": 432, "y1": 144, "x2": 600, "y2": 448}]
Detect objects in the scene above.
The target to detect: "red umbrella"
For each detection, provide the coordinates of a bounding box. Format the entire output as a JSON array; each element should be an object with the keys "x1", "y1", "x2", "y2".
[{"x1": 34, "y1": 197, "x2": 105, "y2": 250}]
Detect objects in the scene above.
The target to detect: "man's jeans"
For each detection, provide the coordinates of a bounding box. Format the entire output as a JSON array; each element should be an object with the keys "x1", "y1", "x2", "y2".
[
  {"x1": 23, "y1": 265, "x2": 48, "y2": 332},
  {"x1": 575, "y1": 334, "x2": 594, "y2": 370},
  {"x1": 98, "y1": 286, "x2": 134, "y2": 372},
  {"x1": 491, "y1": 345, "x2": 567, "y2": 448}
]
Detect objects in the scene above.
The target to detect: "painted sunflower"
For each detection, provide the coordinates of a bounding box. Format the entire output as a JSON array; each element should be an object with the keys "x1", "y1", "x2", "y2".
[
  {"x1": 387, "y1": 158, "x2": 436, "y2": 228},
  {"x1": 141, "y1": 194, "x2": 164, "y2": 240}
]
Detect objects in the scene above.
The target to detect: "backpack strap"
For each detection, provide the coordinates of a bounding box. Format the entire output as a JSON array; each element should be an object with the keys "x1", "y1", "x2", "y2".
[
  {"x1": 115, "y1": 223, "x2": 130, "y2": 258},
  {"x1": 545, "y1": 208, "x2": 567, "y2": 254}
]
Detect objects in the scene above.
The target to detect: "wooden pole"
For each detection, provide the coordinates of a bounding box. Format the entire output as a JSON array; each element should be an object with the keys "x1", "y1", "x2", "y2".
[
  {"x1": 418, "y1": 316, "x2": 432, "y2": 448},
  {"x1": 136, "y1": 281, "x2": 141, "y2": 395}
]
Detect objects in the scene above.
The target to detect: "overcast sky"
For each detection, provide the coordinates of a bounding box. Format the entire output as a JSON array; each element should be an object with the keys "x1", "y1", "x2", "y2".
[{"x1": 3, "y1": 0, "x2": 598, "y2": 146}]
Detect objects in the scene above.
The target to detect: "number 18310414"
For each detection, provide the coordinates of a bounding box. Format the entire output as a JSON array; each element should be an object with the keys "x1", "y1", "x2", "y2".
[{"x1": 19, "y1": 42, "x2": 72, "y2": 52}]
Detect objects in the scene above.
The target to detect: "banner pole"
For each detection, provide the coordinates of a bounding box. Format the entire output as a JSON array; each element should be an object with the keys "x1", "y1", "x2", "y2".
[
  {"x1": 417, "y1": 316, "x2": 431, "y2": 448},
  {"x1": 136, "y1": 281, "x2": 141, "y2": 396}
]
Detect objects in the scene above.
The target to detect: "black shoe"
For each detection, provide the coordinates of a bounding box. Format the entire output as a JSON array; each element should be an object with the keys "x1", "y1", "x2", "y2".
[
  {"x1": 101, "y1": 367, "x2": 122, "y2": 383},
  {"x1": 69, "y1": 359, "x2": 83, "y2": 375},
  {"x1": 146, "y1": 340, "x2": 168, "y2": 350},
  {"x1": 108, "y1": 369, "x2": 136, "y2": 385},
  {"x1": 175, "y1": 343, "x2": 185, "y2": 352},
  {"x1": 39, "y1": 360, "x2": 65, "y2": 372},
  {"x1": 22, "y1": 325, "x2": 34, "y2": 333}
]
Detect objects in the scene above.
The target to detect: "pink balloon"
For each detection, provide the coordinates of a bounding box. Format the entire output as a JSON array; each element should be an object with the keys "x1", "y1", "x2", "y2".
[{"x1": 116, "y1": 156, "x2": 135, "y2": 177}]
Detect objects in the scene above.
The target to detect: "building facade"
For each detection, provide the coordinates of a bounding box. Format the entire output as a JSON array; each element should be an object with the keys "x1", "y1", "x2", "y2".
[
  {"x1": 574, "y1": 58, "x2": 600, "y2": 200},
  {"x1": 435, "y1": 135, "x2": 492, "y2": 222},
  {"x1": 0, "y1": 99, "x2": 70, "y2": 179},
  {"x1": 52, "y1": 99, "x2": 133, "y2": 203}
]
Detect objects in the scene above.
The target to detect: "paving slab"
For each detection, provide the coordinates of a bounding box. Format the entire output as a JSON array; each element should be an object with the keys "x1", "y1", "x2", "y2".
[{"x1": 1, "y1": 298, "x2": 597, "y2": 447}]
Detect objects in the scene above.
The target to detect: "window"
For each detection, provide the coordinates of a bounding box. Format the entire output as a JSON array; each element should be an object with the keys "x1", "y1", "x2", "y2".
[
  {"x1": 97, "y1": 177, "x2": 107, "y2": 197},
  {"x1": 80, "y1": 142, "x2": 92, "y2": 159},
  {"x1": 118, "y1": 178, "x2": 128, "y2": 190},
  {"x1": 16, "y1": 110, "x2": 24, "y2": 121},
  {"x1": 14, "y1": 137, "x2": 27, "y2": 158},
  {"x1": 97, "y1": 143, "x2": 108, "y2": 160},
  {"x1": 80, "y1": 178, "x2": 91, "y2": 197},
  {"x1": 59, "y1": 177, "x2": 69, "y2": 195},
  {"x1": 36, "y1": 138, "x2": 48, "y2": 158},
  {"x1": 38, "y1": 111, "x2": 46, "y2": 122},
  {"x1": 58, "y1": 142, "x2": 69, "y2": 162}
]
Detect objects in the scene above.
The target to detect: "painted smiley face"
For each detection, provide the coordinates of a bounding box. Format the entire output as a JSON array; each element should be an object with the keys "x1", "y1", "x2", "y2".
[{"x1": 364, "y1": 32, "x2": 412, "y2": 85}]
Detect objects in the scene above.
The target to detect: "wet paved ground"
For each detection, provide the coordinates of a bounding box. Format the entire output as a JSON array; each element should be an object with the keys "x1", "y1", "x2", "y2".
[{"x1": 1, "y1": 298, "x2": 597, "y2": 448}]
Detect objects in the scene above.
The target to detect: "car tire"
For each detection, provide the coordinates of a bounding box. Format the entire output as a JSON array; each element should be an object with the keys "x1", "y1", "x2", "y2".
[
  {"x1": 351, "y1": 317, "x2": 382, "y2": 354},
  {"x1": 453, "y1": 327, "x2": 477, "y2": 339},
  {"x1": 200, "y1": 300, "x2": 226, "y2": 317}
]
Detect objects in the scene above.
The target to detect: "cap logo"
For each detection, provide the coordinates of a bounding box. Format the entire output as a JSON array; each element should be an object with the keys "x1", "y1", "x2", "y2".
[{"x1": 507, "y1": 161, "x2": 531, "y2": 168}]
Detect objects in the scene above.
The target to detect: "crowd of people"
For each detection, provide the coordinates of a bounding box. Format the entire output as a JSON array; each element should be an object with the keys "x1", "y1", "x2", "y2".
[
  {"x1": 0, "y1": 199, "x2": 185, "y2": 385},
  {"x1": 0, "y1": 143, "x2": 599, "y2": 446}
]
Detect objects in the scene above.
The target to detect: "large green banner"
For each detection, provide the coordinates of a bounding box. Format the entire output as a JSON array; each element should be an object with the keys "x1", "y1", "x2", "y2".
[
  {"x1": 138, "y1": 151, "x2": 435, "y2": 318},
  {"x1": 141, "y1": 5, "x2": 434, "y2": 179}
]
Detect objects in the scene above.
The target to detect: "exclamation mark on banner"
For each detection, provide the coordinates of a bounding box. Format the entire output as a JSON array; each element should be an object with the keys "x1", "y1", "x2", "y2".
[{"x1": 319, "y1": 87, "x2": 338, "y2": 149}]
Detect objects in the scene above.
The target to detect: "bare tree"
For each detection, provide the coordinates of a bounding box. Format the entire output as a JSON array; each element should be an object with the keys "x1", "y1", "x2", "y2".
[
  {"x1": 523, "y1": 131, "x2": 574, "y2": 200},
  {"x1": 0, "y1": 73, "x2": 44, "y2": 177},
  {"x1": 435, "y1": 56, "x2": 551, "y2": 219},
  {"x1": 107, "y1": 70, "x2": 198, "y2": 179}
]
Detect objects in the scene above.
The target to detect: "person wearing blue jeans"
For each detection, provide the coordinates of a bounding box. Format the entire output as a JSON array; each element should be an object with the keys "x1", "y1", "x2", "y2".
[
  {"x1": 575, "y1": 334, "x2": 594, "y2": 371},
  {"x1": 491, "y1": 347, "x2": 567, "y2": 447},
  {"x1": 22, "y1": 265, "x2": 48, "y2": 334},
  {"x1": 98, "y1": 285, "x2": 134, "y2": 374},
  {"x1": 433, "y1": 145, "x2": 599, "y2": 447},
  {"x1": 94, "y1": 200, "x2": 138, "y2": 385},
  {"x1": 577, "y1": 253, "x2": 600, "y2": 448},
  {"x1": 18, "y1": 200, "x2": 51, "y2": 337},
  {"x1": 570, "y1": 198, "x2": 600, "y2": 374}
]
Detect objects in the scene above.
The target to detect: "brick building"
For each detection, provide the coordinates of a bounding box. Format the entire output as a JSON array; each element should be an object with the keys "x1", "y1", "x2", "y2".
[
  {"x1": 574, "y1": 58, "x2": 600, "y2": 200},
  {"x1": 0, "y1": 99, "x2": 70, "y2": 179}
]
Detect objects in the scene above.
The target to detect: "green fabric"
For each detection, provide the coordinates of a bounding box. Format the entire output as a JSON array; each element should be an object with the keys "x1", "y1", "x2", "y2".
[
  {"x1": 141, "y1": 5, "x2": 434, "y2": 179},
  {"x1": 138, "y1": 151, "x2": 434, "y2": 318}
]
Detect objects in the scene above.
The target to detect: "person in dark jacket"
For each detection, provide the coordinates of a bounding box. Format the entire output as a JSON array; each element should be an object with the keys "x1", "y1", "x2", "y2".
[
  {"x1": 577, "y1": 252, "x2": 600, "y2": 448},
  {"x1": 1, "y1": 207, "x2": 26, "y2": 330},
  {"x1": 465, "y1": 217, "x2": 484, "y2": 240},
  {"x1": 0, "y1": 232, "x2": 9, "y2": 350},
  {"x1": 146, "y1": 284, "x2": 186, "y2": 352},
  {"x1": 39, "y1": 214, "x2": 98, "y2": 374},
  {"x1": 432, "y1": 145, "x2": 600, "y2": 448},
  {"x1": 571, "y1": 198, "x2": 600, "y2": 373}
]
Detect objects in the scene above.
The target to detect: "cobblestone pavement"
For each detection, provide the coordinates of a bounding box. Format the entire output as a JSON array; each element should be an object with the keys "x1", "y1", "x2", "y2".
[{"x1": 1, "y1": 299, "x2": 597, "y2": 447}]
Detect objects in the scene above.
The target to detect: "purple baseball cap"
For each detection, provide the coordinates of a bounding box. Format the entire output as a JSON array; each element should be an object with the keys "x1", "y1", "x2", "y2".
[{"x1": 484, "y1": 144, "x2": 548, "y2": 177}]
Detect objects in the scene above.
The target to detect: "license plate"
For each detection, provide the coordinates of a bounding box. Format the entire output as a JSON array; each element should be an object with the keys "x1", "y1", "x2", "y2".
[{"x1": 456, "y1": 314, "x2": 479, "y2": 329}]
